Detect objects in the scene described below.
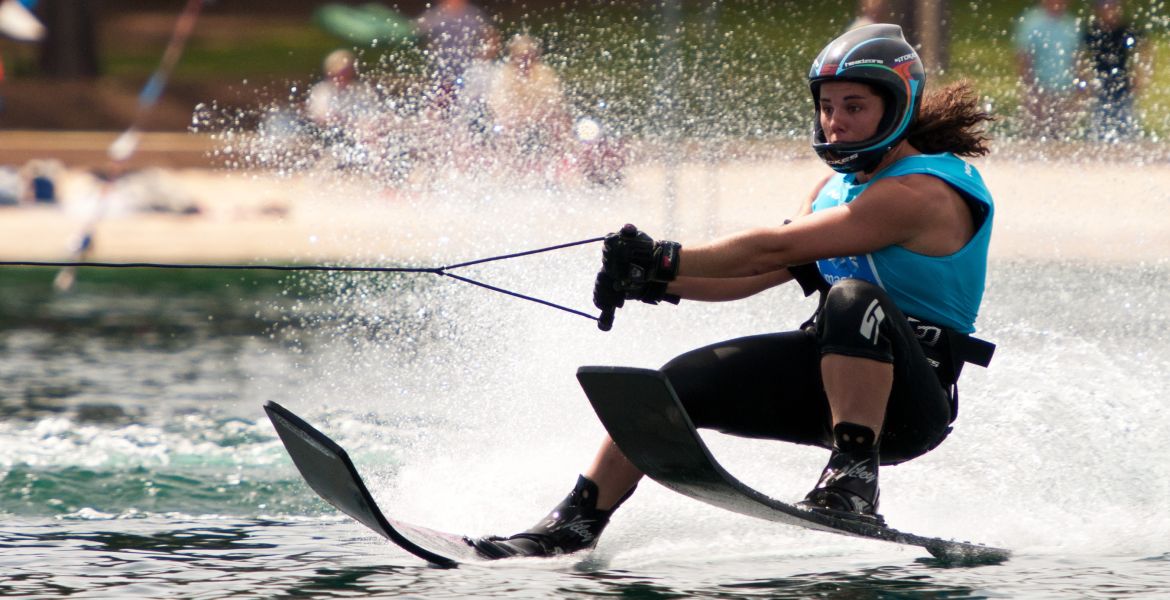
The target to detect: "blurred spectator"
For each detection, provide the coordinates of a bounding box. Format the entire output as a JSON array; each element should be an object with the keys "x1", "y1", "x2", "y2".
[
  {"x1": 20, "y1": 158, "x2": 61, "y2": 205},
  {"x1": 0, "y1": 160, "x2": 62, "y2": 207},
  {"x1": 71, "y1": 166, "x2": 200, "y2": 219},
  {"x1": 305, "y1": 49, "x2": 380, "y2": 166},
  {"x1": 1014, "y1": 0, "x2": 1081, "y2": 136},
  {"x1": 306, "y1": 49, "x2": 374, "y2": 129},
  {"x1": 417, "y1": 0, "x2": 494, "y2": 107},
  {"x1": 486, "y1": 34, "x2": 572, "y2": 174},
  {"x1": 1084, "y1": 0, "x2": 1148, "y2": 141},
  {"x1": 455, "y1": 28, "x2": 502, "y2": 144}
]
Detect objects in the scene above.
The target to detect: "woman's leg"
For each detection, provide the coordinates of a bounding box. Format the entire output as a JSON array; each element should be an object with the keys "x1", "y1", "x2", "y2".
[
  {"x1": 472, "y1": 330, "x2": 825, "y2": 559},
  {"x1": 803, "y1": 279, "x2": 951, "y2": 521},
  {"x1": 821, "y1": 353, "x2": 893, "y2": 434},
  {"x1": 583, "y1": 436, "x2": 643, "y2": 510}
]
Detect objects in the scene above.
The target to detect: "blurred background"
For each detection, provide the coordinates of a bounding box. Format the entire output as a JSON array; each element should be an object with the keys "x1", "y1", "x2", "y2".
[
  {"x1": 0, "y1": 0, "x2": 1166, "y2": 266},
  {"x1": 1, "y1": 1, "x2": 1167, "y2": 160}
]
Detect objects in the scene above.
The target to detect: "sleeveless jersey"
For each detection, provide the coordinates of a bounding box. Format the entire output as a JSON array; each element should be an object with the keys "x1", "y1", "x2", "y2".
[{"x1": 810, "y1": 153, "x2": 994, "y2": 333}]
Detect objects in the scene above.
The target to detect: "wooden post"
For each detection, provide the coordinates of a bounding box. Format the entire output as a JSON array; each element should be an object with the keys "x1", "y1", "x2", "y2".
[{"x1": 915, "y1": 0, "x2": 945, "y2": 74}]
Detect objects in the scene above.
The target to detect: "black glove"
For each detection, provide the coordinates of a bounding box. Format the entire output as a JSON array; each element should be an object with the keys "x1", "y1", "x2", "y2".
[
  {"x1": 593, "y1": 269, "x2": 625, "y2": 313},
  {"x1": 601, "y1": 224, "x2": 681, "y2": 305}
]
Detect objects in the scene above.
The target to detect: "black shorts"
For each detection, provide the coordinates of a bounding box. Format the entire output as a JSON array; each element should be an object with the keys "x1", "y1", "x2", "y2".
[{"x1": 661, "y1": 279, "x2": 953, "y2": 465}]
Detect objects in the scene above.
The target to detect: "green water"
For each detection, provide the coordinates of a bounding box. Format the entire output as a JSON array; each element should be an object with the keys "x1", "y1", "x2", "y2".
[{"x1": 2, "y1": 263, "x2": 1169, "y2": 598}]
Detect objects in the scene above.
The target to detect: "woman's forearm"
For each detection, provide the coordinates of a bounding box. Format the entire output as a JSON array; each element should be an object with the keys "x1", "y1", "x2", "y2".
[
  {"x1": 678, "y1": 227, "x2": 793, "y2": 279},
  {"x1": 668, "y1": 269, "x2": 793, "y2": 302}
]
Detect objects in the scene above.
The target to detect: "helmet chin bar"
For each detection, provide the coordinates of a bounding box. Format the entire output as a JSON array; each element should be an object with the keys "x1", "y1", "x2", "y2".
[
  {"x1": 823, "y1": 150, "x2": 860, "y2": 168},
  {"x1": 812, "y1": 126, "x2": 893, "y2": 174},
  {"x1": 823, "y1": 149, "x2": 884, "y2": 174}
]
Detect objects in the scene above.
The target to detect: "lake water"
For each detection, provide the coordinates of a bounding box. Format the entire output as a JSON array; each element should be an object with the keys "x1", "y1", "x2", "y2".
[{"x1": 2, "y1": 252, "x2": 1168, "y2": 598}]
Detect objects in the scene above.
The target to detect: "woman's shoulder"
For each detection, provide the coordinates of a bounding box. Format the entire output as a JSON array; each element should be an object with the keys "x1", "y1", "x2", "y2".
[
  {"x1": 880, "y1": 154, "x2": 992, "y2": 206},
  {"x1": 872, "y1": 171, "x2": 957, "y2": 198},
  {"x1": 884, "y1": 153, "x2": 981, "y2": 179}
]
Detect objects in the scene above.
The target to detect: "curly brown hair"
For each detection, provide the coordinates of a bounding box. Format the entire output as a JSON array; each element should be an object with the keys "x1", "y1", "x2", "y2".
[{"x1": 907, "y1": 80, "x2": 994, "y2": 157}]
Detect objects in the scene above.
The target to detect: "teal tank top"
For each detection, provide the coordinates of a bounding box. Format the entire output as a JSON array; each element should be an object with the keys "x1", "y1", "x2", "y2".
[{"x1": 810, "y1": 153, "x2": 994, "y2": 333}]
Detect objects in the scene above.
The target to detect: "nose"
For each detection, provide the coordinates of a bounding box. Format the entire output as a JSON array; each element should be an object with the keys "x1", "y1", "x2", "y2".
[{"x1": 825, "y1": 112, "x2": 846, "y2": 139}]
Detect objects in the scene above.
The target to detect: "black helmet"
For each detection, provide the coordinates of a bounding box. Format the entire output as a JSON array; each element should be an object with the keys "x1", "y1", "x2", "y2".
[{"x1": 808, "y1": 24, "x2": 925, "y2": 173}]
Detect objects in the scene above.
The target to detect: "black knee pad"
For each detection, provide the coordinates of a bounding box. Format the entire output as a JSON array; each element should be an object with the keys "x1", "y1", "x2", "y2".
[{"x1": 816, "y1": 279, "x2": 896, "y2": 363}]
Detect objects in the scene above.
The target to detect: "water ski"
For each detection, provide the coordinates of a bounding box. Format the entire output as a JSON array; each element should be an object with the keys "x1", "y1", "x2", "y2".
[
  {"x1": 264, "y1": 401, "x2": 482, "y2": 567},
  {"x1": 576, "y1": 366, "x2": 1010, "y2": 565}
]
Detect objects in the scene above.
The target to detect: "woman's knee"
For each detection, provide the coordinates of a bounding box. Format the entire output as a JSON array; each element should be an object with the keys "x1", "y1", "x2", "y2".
[
  {"x1": 818, "y1": 279, "x2": 896, "y2": 362},
  {"x1": 822, "y1": 279, "x2": 888, "y2": 317}
]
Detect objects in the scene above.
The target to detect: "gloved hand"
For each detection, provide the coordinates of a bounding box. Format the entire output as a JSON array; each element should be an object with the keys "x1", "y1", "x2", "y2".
[
  {"x1": 593, "y1": 269, "x2": 625, "y2": 313},
  {"x1": 601, "y1": 224, "x2": 681, "y2": 305},
  {"x1": 592, "y1": 269, "x2": 625, "y2": 331}
]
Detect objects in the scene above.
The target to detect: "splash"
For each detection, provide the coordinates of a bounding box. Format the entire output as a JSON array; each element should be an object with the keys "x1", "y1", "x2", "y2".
[{"x1": 186, "y1": 0, "x2": 1170, "y2": 559}]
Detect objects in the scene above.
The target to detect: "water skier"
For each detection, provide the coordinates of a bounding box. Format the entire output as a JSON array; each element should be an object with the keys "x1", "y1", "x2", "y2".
[{"x1": 474, "y1": 24, "x2": 997, "y2": 558}]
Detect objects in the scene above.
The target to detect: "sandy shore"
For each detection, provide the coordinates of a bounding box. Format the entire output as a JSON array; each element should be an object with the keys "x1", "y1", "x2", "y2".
[{"x1": 0, "y1": 156, "x2": 1166, "y2": 266}]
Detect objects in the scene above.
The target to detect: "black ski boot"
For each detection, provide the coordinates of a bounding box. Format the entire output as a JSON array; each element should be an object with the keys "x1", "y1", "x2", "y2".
[
  {"x1": 799, "y1": 422, "x2": 885, "y2": 525},
  {"x1": 469, "y1": 475, "x2": 634, "y2": 559}
]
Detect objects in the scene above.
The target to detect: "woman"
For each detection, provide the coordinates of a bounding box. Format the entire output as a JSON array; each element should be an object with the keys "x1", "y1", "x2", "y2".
[{"x1": 474, "y1": 24, "x2": 996, "y2": 559}]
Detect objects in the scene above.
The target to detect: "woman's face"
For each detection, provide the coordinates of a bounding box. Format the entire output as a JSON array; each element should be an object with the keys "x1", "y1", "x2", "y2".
[{"x1": 818, "y1": 81, "x2": 884, "y2": 143}]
